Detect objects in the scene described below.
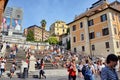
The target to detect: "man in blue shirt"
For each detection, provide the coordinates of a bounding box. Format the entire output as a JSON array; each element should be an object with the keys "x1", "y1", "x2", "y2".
[{"x1": 101, "y1": 54, "x2": 119, "y2": 80}]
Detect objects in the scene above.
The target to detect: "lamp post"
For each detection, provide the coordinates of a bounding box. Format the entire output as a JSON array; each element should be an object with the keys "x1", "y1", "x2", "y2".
[{"x1": 42, "y1": 27, "x2": 44, "y2": 42}]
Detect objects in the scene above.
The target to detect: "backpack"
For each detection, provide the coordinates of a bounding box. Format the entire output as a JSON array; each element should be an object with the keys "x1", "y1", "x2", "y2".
[{"x1": 82, "y1": 65, "x2": 92, "y2": 77}]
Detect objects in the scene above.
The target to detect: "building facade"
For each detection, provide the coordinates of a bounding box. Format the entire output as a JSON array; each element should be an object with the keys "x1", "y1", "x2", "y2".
[
  {"x1": 26, "y1": 25, "x2": 50, "y2": 41},
  {"x1": 68, "y1": 0, "x2": 120, "y2": 57},
  {"x1": 61, "y1": 34, "x2": 70, "y2": 49},
  {"x1": 50, "y1": 21, "x2": 68, "y2": 36},
  {"x1": 0, "y1": 0, "x2": 8, "y2": 34}
]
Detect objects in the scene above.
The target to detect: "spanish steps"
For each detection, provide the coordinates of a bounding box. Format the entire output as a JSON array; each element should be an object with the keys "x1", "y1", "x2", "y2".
[{"x1": 5, "y1": 47, "x2": 61, "y2": 71}]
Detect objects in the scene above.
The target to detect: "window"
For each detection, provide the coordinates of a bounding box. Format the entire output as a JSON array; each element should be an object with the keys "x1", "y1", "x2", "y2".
[
  {"x1": 80, "y1": 22, "x2": 83, "y2": 28},
  {"x1": 105, "y1": 42, "x2": 110, "y2": 48},
  {"x1": 114, "y1": 27, "x2": 117, "y2": 35},
  {"x1": 73, "y1": 36, "x2": 76, "y2": 42},
  {"x1": 101, "y1": 14, "x2": 107, "y2": 22},
  {"x1": 112, "y1": 13, "x2": 115, "y2": 21},
  {"x1": 116, "y1": 41, "x2": 119, "y2": 48},
  {"x1": 102, "y1": 28, "x2": 109, "y2": 36},
  {"x1": 74, "y1": 48, "x2": 77, "y2": 52},
  {"x1": 63, "y1": 29, "x2": 64, "y2": 32},
  {"x1": 82, "y1": 46, "x2": 85, "y2": 51},
  {"x1": 89, "y1": 32, "x2": 95, "y2": 39},
  {"x1": 92, "y1": 45, "x2": 95, "y2": 50},
  {"x1": 72, "y1": 25, "x2": 76, "y2": 31},
  {"x1": 62, "y1": 25, "x2": 64, "y2": 28},
  {"x1": 17, "y1": 15, "x2": 20, "y2": 18},
  {"x1": 81, "y1": 33, "x2": 84, "y2": 41},
  {"x1": 88, "y1": 19, "x2": 94, "y2": 26}
]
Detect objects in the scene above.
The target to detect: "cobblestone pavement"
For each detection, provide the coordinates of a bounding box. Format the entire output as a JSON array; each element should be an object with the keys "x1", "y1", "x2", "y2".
[
  {"x1": 0, "y1": 75, "x2": 100, "y2": 80},
  {"x1": 0, "y1": 70, "x2": 120, "y2": 80},
  {"x1": 0, "y1": 73, "x2": 109, "y2": 80}
]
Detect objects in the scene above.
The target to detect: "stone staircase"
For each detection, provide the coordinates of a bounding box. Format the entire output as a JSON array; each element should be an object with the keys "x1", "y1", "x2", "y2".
[
  {"x1": 44, "y1": 63, "x2": 55, "y2": 69},
  {"x1": 5, "y1": 48, "x2": 59, "y2": 71},
  {"x1": 35, "y1": 54, "x2": 56, "y2": 69},
  {"x1": 34, "y1": 51, "x2": 58, "y2": 69},
  {"x1": 5, "y1": 48, "x2": 26, "y2": 71}
]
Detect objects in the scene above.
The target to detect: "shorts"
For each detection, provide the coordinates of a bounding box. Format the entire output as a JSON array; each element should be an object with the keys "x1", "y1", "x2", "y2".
[
  {"x1": 78, "y1": 69, "x2": 82, "y2": 72},
  {"x1": 10, "y1": 68, "x2": 15, "y2": 73}
]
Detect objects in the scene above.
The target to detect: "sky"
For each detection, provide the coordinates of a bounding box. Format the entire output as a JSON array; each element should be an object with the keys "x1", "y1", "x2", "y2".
[{"x1": 7, "y1": 0, "x2": 116, "y2": 31}]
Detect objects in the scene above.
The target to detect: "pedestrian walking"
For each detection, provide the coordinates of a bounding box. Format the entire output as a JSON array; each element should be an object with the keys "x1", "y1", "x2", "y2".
[
  {"x1": 101, "y1": 54, "x2": 119, "y2": 80},
  {"x1": 76, "y1": 61, "x2": 83, "y2": 78},
  {"x1": 0, "y1": 61, "x2": 6, "y2": 76},
  {"x1": 10, "y1": 63, "x2": 16, "y2": 78},
  {"x1": 39, "y1": 58, "x2": 46, "y2": 79},
  {"x1": 82, "y1": 59, "x2": 94, "y2": 80}
]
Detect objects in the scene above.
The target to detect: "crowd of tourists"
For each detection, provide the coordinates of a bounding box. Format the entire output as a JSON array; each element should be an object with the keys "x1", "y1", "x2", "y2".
[
  {"x1": 64, "y1": 54, "x2": 119, "y2": 80},
  {"x1": 23, "y1": 45, "x2": 120, "y2": 80},
  {"x1": 0, "y1": 56, "x2": 7, "y2": 77},
  {"x1": 0, "y1": 44, "x2": 120, "y2": 80},
  {"x1": 0, "y1": 43, "x2": 18, "y2": 78}
]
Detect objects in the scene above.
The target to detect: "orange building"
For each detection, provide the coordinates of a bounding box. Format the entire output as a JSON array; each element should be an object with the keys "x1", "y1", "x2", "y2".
[
  {"x1": 68, "y1": 0, "x2": 120, "y2": 57},
  {"x1": 0, "y1": 0, "x2": 8, "y2": 30},
  {"x1": 25, "y1": 25, "x2": 50, "y2": 41}
]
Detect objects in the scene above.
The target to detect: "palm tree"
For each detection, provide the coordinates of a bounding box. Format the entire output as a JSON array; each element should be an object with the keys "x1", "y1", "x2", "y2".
[{"x1": 40, "y1": 19, "x2": 47, "y2": 42}]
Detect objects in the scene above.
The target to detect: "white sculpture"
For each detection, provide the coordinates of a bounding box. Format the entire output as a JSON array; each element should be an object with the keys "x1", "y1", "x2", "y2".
[{"x1": 29, "y1": 54, "x2": 36, "y2": 72}]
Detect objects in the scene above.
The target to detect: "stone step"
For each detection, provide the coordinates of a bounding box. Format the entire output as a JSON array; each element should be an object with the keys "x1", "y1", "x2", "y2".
[
  {"x1": 3, "y1": 68, "x2": 68, "y2": 78},
  {"x1": 44, "y1": 63, "x2": 57, "y2": 69},
  {"x1": 6, "y1": 59, "x2": 22, "y2": 70}
]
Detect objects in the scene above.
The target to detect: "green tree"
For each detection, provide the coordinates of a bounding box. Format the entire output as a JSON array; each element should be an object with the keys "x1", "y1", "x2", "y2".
[
  {"x1": 40, "y1": 19, "x2": 46, "y2": 30},
  {"x1": 47, "y1": 37, "x2": 58, "y2": 45},
  {"x1": 26, "y1": 30, "x2": 34, "y2": 41},
  {"x1": 66, "y1": 28, "x2": 70, "y2": 34}
]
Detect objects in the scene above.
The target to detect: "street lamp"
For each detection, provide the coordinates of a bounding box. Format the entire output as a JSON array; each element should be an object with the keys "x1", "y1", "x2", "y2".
[
  {"x1": 40, "y1": 19, "x2": 46, "y2": 42},
  {"x1": 42, "y1": 27, "x2": 44, "y2": 42}
]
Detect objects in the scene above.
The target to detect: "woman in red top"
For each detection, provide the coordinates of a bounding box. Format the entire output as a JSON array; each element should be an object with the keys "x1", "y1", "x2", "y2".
[
  {"x1": 68, "y1": 60, "x2": 77, "y2": 80},
  {"x1": 26, "y1": 57, "x2": 29, "y2": 69}
]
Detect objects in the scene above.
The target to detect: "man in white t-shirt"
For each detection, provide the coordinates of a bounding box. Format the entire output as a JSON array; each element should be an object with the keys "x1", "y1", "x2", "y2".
[{"x1": 0, "y1": 61, "x2": 5, "y2": 75}]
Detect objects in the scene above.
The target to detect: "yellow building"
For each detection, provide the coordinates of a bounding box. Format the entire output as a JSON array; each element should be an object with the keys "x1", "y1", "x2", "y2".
[
  {"x1": 50, "y1": 21, "x2": 68, "y2": 36},
  {"x1": 68, "y1": 0, "x2": 120, "y2": 57},
  {"x1": 26, "y1": 25, "x2": 50, "y2": 41}
]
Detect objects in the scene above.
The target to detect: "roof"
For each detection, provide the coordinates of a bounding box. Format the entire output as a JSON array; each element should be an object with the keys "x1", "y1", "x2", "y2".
[
  {"x1": 28, "y1": 25, "x2": 40, "y2": 29},
  {"x1": 67, "y1": 0, "x2": 120, "y2": 25},
  {"x1": 27, "y1": 25, "x2": 49, "y2": 33},
  {"x1": 50, "y1": 20, "x2": 66, "y2": 28},
  {"x1": 110, "y1": 0, "x2": 120, "y2": 5},
  {"x1": 109, "y1": 0, "x2": 120, "y2": 11}
]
